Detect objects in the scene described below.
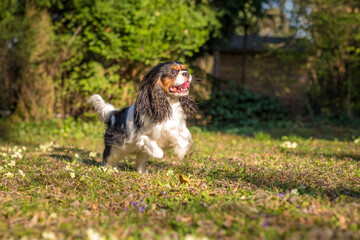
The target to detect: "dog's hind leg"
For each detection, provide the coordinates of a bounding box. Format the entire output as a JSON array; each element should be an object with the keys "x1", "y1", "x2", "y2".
[
  {"x1": 135, "y1": 152, "x2": 149, "y2": 173},
  {"x1": 104, "y1": 147, "x2": 129, "y2": 167},
  {"x1": 103, "y1": 145, "x2": 111, "y2": 165}
]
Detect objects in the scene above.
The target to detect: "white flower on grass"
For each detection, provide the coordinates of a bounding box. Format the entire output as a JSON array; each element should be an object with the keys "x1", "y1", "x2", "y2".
[
  {"x1": 86, "y1": 228, "x2": 105, "y2": 240},
  {"x1": 280, "y1": 141, "x2": 291, "y2": 148},
  {"x1": 70, "y1": 172, "x2": 75, "y2": 178},
  {"x1": 166, "y1": 170, "x2": 174, "y2": 176},
  {"x1": 185, "y1": 235, "x2": 208, "y2": 240},
  {"x1": 11, "y1": 152, "x2": 22, "y2": 159},
  {"x1": 65, "y1": 164, "x2": 72, "y2": 171},
  {"x1": 39, "y1": 142, "x2": 55, "y2": 152},
  {"x1": 0, "y1": 166, "x2": 3, "y2": 172},
  {"x1": 0, "y1": 152, "x2": 8, "y2": 158},
  {"x1": 49, "y1": 213, "x2": 57, "y2": 218},
  {"x1": 101, "y1": 166, "x2": 108, "y2": 172},
  {"x1": 280, "y1": 141, "x2": 297, "y2": 149},
  {"x1": 112, "y1": 167, "x2": 119, "y2": 173},
  {"x1": 8, "y1": 160, "x2": 16, "y2": 167},
  {"x1": 13, "y1": 146, "x2": 20, "y2": 152},
  {"x1": 290, "y1": 189, "x2": 299, "y2": 195},
  {"x1": 89, "y1": 152, "x2": 97, "y2": 158},
  {"x1": 4, "y1": 172, "x2": 14, "y2": 178},
  {"x1": 73, "y1": 154, "x2": 83, "y2": 162},
  {"x1": 18, "y1": 169, "x2": 26, "y2": 177},
  {"x1": 354, "y1": 138, "x2": 360, "y2": 144},
  {"x1": 42, "y1": 231, "x2": 57, "y2": 240}
]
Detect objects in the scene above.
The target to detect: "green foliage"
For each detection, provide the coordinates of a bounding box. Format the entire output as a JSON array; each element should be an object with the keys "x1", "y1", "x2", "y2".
[
  {"x1": 308, "y1": 112, "x2": 360, "y2": 128},
  {"x1": 52, "y1": 0, "x2": 219, "y2": 64},
  {"x1": 0, "y1": 0, "x2": 220, "y2": 118},
  {"x1": 204, "y1": 83, "x2": 290, "y2": 128},
  {"x1": 0, "y1": 118, "x2": 103, "y2": 145},
  {"x1": 292, "y1": 0, "x2": 360, "y2": 116},
  {"x1": 211, "y1": 0, "x2": 268, "y2": 40}
]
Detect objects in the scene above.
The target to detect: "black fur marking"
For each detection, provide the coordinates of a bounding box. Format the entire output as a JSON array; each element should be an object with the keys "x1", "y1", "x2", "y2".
[
  {"x1": 179, "y1": 96, "x2": 198, "y2": 118},
  {"x1": 104, "y1": 107, "x2": 129, "y2": 147},
  {"x1": 134, "y1": 62, "x2": 176, "y2": 129},
  {"x1": 103, "y1": 145, "x2": 111, "y2": 163}
]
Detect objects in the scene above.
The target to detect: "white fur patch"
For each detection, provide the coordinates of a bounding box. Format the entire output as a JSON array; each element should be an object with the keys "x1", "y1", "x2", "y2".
[
  {"x1": 125, "y1": 104, "x2": 135, "y2": 139},
  {"x1": 175, "y1": 71, "x2": 192, "y2": 86},
  {"x1": 88, "y1": 94, "x2": 115, "y2": 121}
]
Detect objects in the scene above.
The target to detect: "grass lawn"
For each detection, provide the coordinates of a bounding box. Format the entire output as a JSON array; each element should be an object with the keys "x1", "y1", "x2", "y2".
[{"x1": 0, "y1": 119, "x2": 360, "y2": 239}]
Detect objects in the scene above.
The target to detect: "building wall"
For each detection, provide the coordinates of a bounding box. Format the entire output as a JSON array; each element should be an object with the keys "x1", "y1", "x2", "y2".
[{"x1": 216, "y1": 52, "x2": 308, "y2": 115}]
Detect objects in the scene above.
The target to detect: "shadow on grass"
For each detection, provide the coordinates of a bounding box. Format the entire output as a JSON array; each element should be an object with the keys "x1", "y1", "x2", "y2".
[
  {"x1": 50, "y1": 147, "x2": 192, "y2": 173},
  {"x1": 262, "y1": 125, "x2": 360, "y2": 141},
  {"x1": 48, "y1": 146, "x2": 360, "y2": 200},
  {"x1": 170, "y1": 152, "x2": 360, "y2": 200},
  {"x1": 198, "y1": 163, "x2": 360, "y2": 200},
  {"x1": 290, "y1": 151, "x2": 360, "y2": 162},
  {"x1": 50, "y1": 147, "x2": 104, "y2": 167},
  {"x1": 202, "y1": 124, "x2": 360, "y2": 141},
  {"x1": 243, "y1": 165, "x2": 360, "y2": 199},
  {"x1": 50, "y1": 147, "x2": 141, "y2": 171}
]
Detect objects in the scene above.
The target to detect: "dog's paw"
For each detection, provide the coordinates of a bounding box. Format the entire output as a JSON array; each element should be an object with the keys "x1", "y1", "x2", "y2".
[
  {"x1": 137, "y1": 166, "x2": 146, "y2": 174},
  {"x1": 150, "y1": 148, "x2": 164, "y2": 159},
  {"x1": 141, "y1": 139, "x2": 164, "y2": 159}
]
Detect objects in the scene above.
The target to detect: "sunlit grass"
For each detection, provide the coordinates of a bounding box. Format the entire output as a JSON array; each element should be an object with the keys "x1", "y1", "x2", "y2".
[{"x1": 0, "y1": 120, "x2": 360, "y2": 239}]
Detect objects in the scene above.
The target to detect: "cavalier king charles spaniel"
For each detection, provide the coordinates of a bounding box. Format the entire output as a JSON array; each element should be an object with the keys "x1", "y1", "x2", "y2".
[{"x1": 88, "y1": 61, "x2": 197, "y2": 173}]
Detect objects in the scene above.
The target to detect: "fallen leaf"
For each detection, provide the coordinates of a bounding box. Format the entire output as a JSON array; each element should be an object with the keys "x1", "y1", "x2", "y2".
[
  {"x1": 91, "y1": 203, "x2": 98, "y2": 211},
  {"x1": 178, "y1": 174, "x2": 191, "y2": 185}
]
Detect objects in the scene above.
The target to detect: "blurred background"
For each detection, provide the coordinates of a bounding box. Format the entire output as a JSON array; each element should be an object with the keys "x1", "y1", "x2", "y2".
[{"x1": 1, "y1": 0, "x2": 360, "y2": 131}]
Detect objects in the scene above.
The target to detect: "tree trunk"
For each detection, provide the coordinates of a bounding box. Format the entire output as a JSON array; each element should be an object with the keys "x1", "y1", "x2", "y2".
[{"x1": 11, "y1": 7, "x2": 56, "y2": 122}]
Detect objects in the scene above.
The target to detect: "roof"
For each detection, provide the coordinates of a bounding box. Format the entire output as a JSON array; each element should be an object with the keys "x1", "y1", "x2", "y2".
[{"x1": 219, "y1": 35, "x2": 295, "y2": 53}]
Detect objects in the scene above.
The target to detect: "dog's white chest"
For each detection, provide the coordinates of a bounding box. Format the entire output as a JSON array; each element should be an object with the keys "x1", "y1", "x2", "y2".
[{"x1": 156, "y1": 102, "x2": 191, "y2": 148}]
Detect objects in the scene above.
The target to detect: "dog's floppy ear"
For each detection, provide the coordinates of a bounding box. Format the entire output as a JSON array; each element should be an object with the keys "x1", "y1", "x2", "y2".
[
  {"x1": 134, "y1": 68, "x2": 172, "y2": 129},
  {"x1": 179, "y1": 95, "x2": 198, "y2": 118}
]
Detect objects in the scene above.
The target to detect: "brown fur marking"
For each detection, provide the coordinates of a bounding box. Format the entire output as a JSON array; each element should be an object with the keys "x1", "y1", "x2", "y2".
[
  {"x1": 161, "y1": 76, "x2": 176, "y2": 94},
  {"x1": 172, "y1": 65, "x2": 180, "y2": 71}
]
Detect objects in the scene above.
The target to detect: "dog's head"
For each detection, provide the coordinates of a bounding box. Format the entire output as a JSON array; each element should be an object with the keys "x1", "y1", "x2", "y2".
[
  {"x1": 135, "y1": 61, "x2": 197, "y2": 127},
  {"x1": 159, "y1": 62, "x2": 192, "y2": 97},
  {"x1": 141, "y1": 61, "x2": 192, "y2": 98}
]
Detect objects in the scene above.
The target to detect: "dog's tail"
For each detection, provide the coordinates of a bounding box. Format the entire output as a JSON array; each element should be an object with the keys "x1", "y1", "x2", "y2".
[{"x1": 88, "y1": 94, "x2": 115, "y2": 122}]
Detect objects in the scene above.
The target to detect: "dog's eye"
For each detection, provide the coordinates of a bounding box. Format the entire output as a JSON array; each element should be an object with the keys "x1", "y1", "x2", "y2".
[{"x1": 171, "y1": 69, "x2": 177, "y2": 75}]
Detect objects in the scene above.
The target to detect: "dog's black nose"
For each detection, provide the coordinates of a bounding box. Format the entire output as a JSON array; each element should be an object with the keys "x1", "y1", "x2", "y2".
[{"x1": 182, "y1": 72, "x2": 189, "y2": 78}]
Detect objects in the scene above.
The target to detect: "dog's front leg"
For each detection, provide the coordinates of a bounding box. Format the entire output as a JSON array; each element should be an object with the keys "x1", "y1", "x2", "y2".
[
  {"x1": 137, "y1": 135, "x2": 164, "y2": 159},
  {"x1": 135, "y1": 152, "x2": 149, "y2": 173}
]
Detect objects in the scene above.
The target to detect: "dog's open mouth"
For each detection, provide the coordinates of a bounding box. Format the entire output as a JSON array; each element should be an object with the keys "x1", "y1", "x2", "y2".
[{"x1": 169, "y1": 81, "x2": 190, "y2": 93}]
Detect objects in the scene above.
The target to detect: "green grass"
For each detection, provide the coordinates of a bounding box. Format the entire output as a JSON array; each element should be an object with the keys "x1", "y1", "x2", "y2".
[{"x1": 0, "y1": 119, "x2": 360, "y2": 239}]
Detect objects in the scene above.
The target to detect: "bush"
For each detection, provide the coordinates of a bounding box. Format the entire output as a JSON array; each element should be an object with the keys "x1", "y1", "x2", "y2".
[
  {"x1": 0, "y1": 0, "x2": 220, "y2": 120},
  {"x1": 203, "y1": 83, "x2": 290, "y2": 129}
]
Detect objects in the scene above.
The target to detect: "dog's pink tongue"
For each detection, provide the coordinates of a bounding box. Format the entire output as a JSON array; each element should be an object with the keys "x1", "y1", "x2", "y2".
[{"x1": 181, "y1": 81, "x2": 190, "y2": 89}]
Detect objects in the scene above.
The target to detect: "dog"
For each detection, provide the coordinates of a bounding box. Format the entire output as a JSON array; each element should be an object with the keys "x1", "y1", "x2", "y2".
[{"x1": 88, "y1": 61, "x2": 197, "y2": 173}]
